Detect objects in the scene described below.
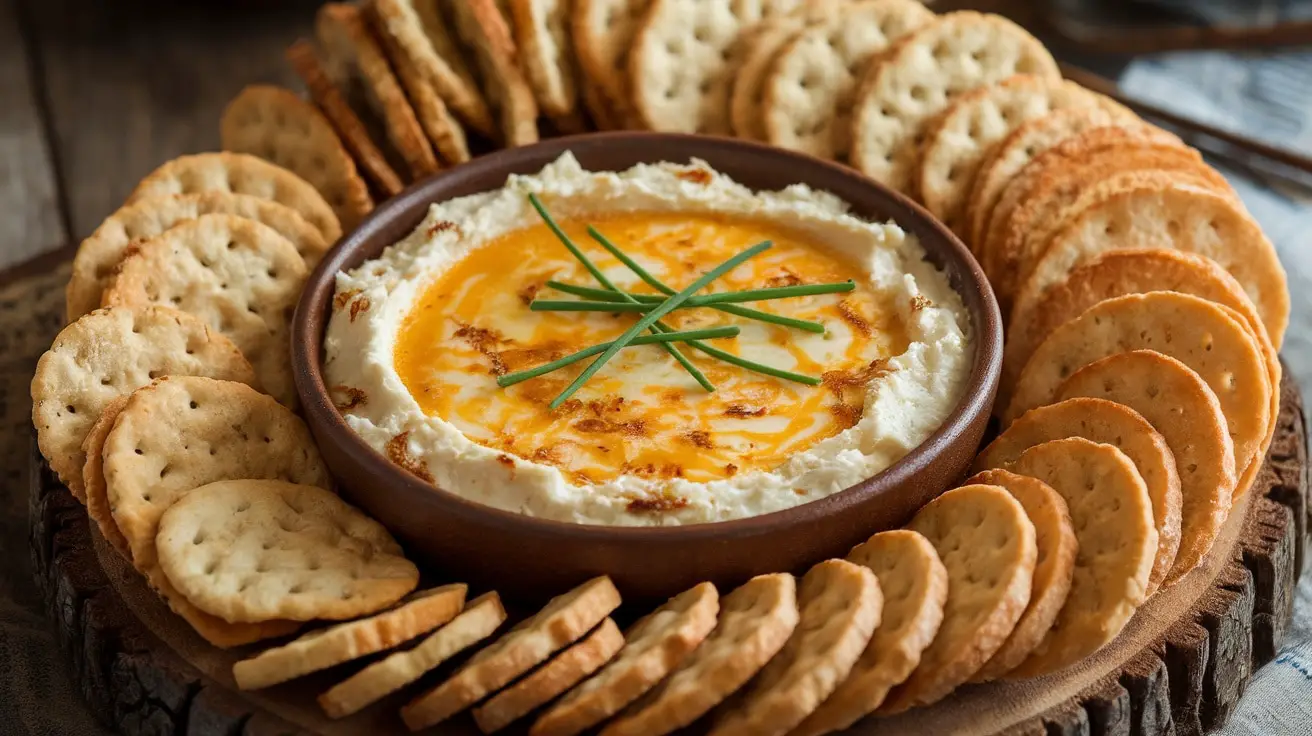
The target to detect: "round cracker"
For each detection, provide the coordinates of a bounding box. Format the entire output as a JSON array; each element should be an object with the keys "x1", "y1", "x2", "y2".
[
  {"x1": 446, "y1": 0, "x2": 541, "y2": 147},
  {"x1": 1003, "y1": 438, "x2": 1156, "y2": 678},
  {"x1": 600, "y1": 573, "x2": 799, "y2": 736},
  {"x1": 128, "y1": 152, "x2": 340, "y2": 244},
  {"x1": 1004, "y1": 249, "x2": 1265, "y2": 397},
  {"x1": 988, "y1": 142, "x2": 1222, "y2": 308},
  {"x1": 320, "y1": 592, "x2": 508, "y2": 718},
  {"x1": 1058, "y1": 350, "x2": 1236, "y2": 585},
  {"x1": 975, "y1": 397, "x2": 1181, "y2": 596},
  {"x1": 32, "y1": 305, "x2": 257, "y2": 495},
  {"x1": 572, "y1": 0, "x2": 651, "y2": 129},
  {"x1": 102, "y1": 213, "x2": 308, "y2": 407},
  {"x1": 761, "y1": 0, "x2": 933, "y2": 160},
  {"x1": 964, "y1": 470, "x2": 1076, "y2": 681},
  {"x1": 1003, "y1": 292, "x2": 1271, "y2": 494},
  {"x1": 791, "y1": 530, "x2": 947, "y2": 736},
  {"x1": 711, "y1": 560, "x2": 881, "y2": 736},
  {"x1": 730, "y1": 15, "x2": 810, "y2": 141},
  {"x1": 402, "y1": 576, "x2": 622, "y2": 730},
  {"x1": 220, "y1": 84, "x2": 374, "y2": 230},
  {"x1": 67, "y1": 191, "x2": 327, "y2": 322},
  {"x1": 847, "y1": 11, "x2": 1059, "y2": 192},
  {"x1": 232, "y1": 583, "x2": 466, "y2": 690},
  {"x1": 880, "y1": 484, "x2": 1036, "y2": 713},
  {"x1": 157, "y1": 480, "x2": 418, "y2": 624},
  {"x1": 532, "y1": 582, "x2": 719, "y2": 736},
  {"x1": 629, "y1": 0, "x2": 796, "y2": 135},
  {"x1": 978, "y1": 123, "x2": 1181, "y2": 285},
  {"x1": 964, "y1": 106, "x2": 1139, "y2": 250},
  {"x1": 916, "y1": 75, "x2": 1126, "y2": 232},
  {"x1": 1014, "y1": 180, "x2": 1289, "y2": 348},
  {"x1": 508, "y1": 0, "x2": 581, "y2": 120},
  {"x1": 81, "y1": 396, "x2": 133, "y2": 558},
  {"x1": 475, "y1": 618, "x2": 626, "y2": 733}
]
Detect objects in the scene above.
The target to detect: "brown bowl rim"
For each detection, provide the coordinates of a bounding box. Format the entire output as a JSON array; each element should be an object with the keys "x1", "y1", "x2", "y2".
[{"x1": 292, "y1": 132, "x2": 1002, "y2": 543}]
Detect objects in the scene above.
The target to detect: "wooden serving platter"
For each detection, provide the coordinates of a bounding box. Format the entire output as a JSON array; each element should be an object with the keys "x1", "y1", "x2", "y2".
[{"x1": 28, "y1": 368, "x2": 1308, "y2": 736}]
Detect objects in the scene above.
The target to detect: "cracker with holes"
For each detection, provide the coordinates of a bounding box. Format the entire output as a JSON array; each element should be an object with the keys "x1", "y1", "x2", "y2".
[
  {"x1": 317, "y1": 3, "x2": 440, "y2": 178},
  {"x1": 1058, "y1": 350, "x2": 1235, "y2": 584},
  {"x1": 601, "y1": 573, "x2": 799, "y2": 736},
  {"x1": 915, "y1": 76, "x2": 1127, "y2": 232},
  {"x1": 508, "y1": 0, "x2": 581, "y2": 120},
  {"x1": 792, "y1": 530, "x2": 946, "y2": 736},
  {"x1": 402, "y1": 576, "x2": 621, "y2": 730},
  {"x1": 101, "y1": 213, "x2": 308, "y2": 406},
  {"x1": 475, "y1": 618, "x2": 626, "y2": 733},
  {"x1": 1013, "y1": 181, "x2": 1289, "y2": 351},
  {"x1": 67, "y1": 191, "x2": 327, "y2": 322},
  {"x1": 233, "y1": 583, "x2": 465, "y2": 690},
  {"x1": 372, "y1": 0, "x2": 496, "y2": 138},
  {"x1": 629, "y1": 0, "x2": 795, "y2": 135},
  {"x1": 158, "y1": 480, "x2": 419, "y2": 624},
  {"x1": 1001, "y1": 438, "x2": 1156, "y2": 678},
  {"x1": 449, "y1": 0, "x2": 541, "y2": 146},
  {"x1": 1003, "y1": 292, "x2": 1271, "y2": 500},
  {"x1": 221, "y1": 85, "x2": 374, "y2": 230},
  {"x1": 848, "y1": 11, "x2": 1058, "y2": 192},
  {"x1": 573, "y1": 0, "x2": 651, "y2": 129},
  {"x1": 320, "y1": 592, "x2": 507, "y2": 718},
  {"x1": 879, "y1": 484, "x2": 1036, "y2": 712},
  {"x1": 286, "y1": 39, "x2": 406, "y2": 196},
  {"x1": 964, "y1": 107, "x2": 1140, "y2": 252},
  {"x1": 963, "y1": 469, "x2": 1076, "y2": 681},
  {"x1": 128, "y1": 152, "x2": 341, "y2": 244},
  {"x1": 761, "y1": 0, "x2": 933, "y2": 160},
  {"x1": 711, "y1": 560, "x2": 881, "y2": 736},
  {"x1": 974, "y1": 397, "x2": 1180, "y2": 597},
  {"x1": 532, "y1": 582, "x2": 718, "y2": 736},
  {"x1": 103, "y1": 377, "x2": 327, "y2": 645},
  {"x1": 730, "y1": 13, "x2": 811, "y2": 141},
  {"x1": 32, "y1": 305, "x2": 257, "y2": 497},
  {"x1": 82, "y1": 396, "x2": 133, "y2": 559},
  {"x1": 368, "y1": 1, "x2": 473, "y2": 166},
  {"x1": 991, "y1": 153, "x2": 1235, "y2": 310}
]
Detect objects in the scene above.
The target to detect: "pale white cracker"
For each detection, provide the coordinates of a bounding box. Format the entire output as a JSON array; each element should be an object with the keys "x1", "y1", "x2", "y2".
[
  {"x1": 916, "y1": 76, "x2": 1127, "y2": 232},
  {"x1": 848, "y1": 10, "x2": 1058, "y2": 192},
  {"x1": 475, "y1": 618, "x2": 626, "y2": 733},
  {"x1": 220, "y1": 84, "x2": 374, "y2": 230},
  {"x1": 964, "y1": 469, "x2": 1077, "y2": 681},
  {"x1": 232, "y1": 583, "x2": 466, "y2": 690},
  {"x1": 761, "y1": 0, "x2": 933, "y2": 159},
  {"x1": 791, "y1": 530, "x2": 947, "y2": 736},
  {"x1": 157, "y1": 480, "x2": 418, "y2": 624},
  {"x1": 879, "y1": 484, "x2": 1035, "y2": 712},
  {"x1": 730, "y1": 14, "x2": 812, "y2": 141},
  {"x1": 319, "y1": 592, "x2": 507, "y2": 718},
  {"x1": 128, "y1": 152, "x2": 341, "y2": 244},
  {"x1": 710, "y1": 559, "x2": 881, "y2": 736},
  {"x1": 67, "y1": 191, "x2": 327, "y2": 322},
  {"x1": 402, "y1": 577, "x2": 621, "y2": 730},
  {"x1": 572, "y1": 0, "x2": 652, "y2": 129},
  {"x1": 509, "y1": 0, "x2": 581, "y2": 120},
  {"x1": 600, "y1": 573, "x2": 799, "y2": 736},
  {"x1": 1058, "y1": 350, "x2": 1236, "y2": 585},
  {"x1": 1003, "y1": 438, "x2": 1157, "y2": 679},
  {"x1": 975, "y1": 397, "x2": 1181, "y2": 597},
  {"x1": 32, "y1": 305, "x2": 256, "y2": 496},
  {"x1": 101, "y1": 213, "x2": 308, "y2": 406},
  {"x1": 531, "y1": 583, "x2": 718, "y2": 736}
]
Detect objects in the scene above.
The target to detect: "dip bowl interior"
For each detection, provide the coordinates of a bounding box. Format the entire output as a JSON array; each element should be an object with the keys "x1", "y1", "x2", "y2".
[{"x1": 293, "y1": 133, "x2": 1002, "y2": 602}]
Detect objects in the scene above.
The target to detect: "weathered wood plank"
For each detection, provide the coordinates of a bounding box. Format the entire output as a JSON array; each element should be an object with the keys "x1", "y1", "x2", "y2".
[
  {"x1": 22, "y1": 0, "x2": 321, "y2": 240},
  {"x1": 0, "y1": 0, "x2": 66, "y2": 269}
]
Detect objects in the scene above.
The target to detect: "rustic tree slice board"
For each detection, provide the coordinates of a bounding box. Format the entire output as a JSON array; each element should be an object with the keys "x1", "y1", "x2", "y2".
[{"x1": 29, "y1": 370, "x2": 1307, "y2": 736}]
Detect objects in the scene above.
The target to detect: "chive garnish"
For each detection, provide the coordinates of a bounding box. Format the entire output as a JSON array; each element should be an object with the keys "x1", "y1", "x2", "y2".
[
  {"x1": 532, "y1": 298, "x2": 826, "y2": 333},
  {"x1": 586, "y1": 227, "x2": 828, "y2": 334},
  {"x1": 527, "y1": 193, "x2": 714, "y2": 392},
  {"x1": 547, "y1": 241, "x2": 773, "y2": 410},
  {"x1": 496, "y1": 326, "x2": 740, "y2": 388},
  {"x1": 544, "y1": 280, "x2": 855, "y2": 305}
]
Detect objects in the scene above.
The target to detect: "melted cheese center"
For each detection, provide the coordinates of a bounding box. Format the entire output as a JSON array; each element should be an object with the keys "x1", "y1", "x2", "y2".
[{"x1": 395, "y1": 212, "x2": 908, "y2": 485}]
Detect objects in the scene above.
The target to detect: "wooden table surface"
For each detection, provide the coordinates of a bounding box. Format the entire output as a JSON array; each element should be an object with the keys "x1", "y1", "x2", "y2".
[{"x1": 0, "y1": 0, "x2": 323, "y2": 277}]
